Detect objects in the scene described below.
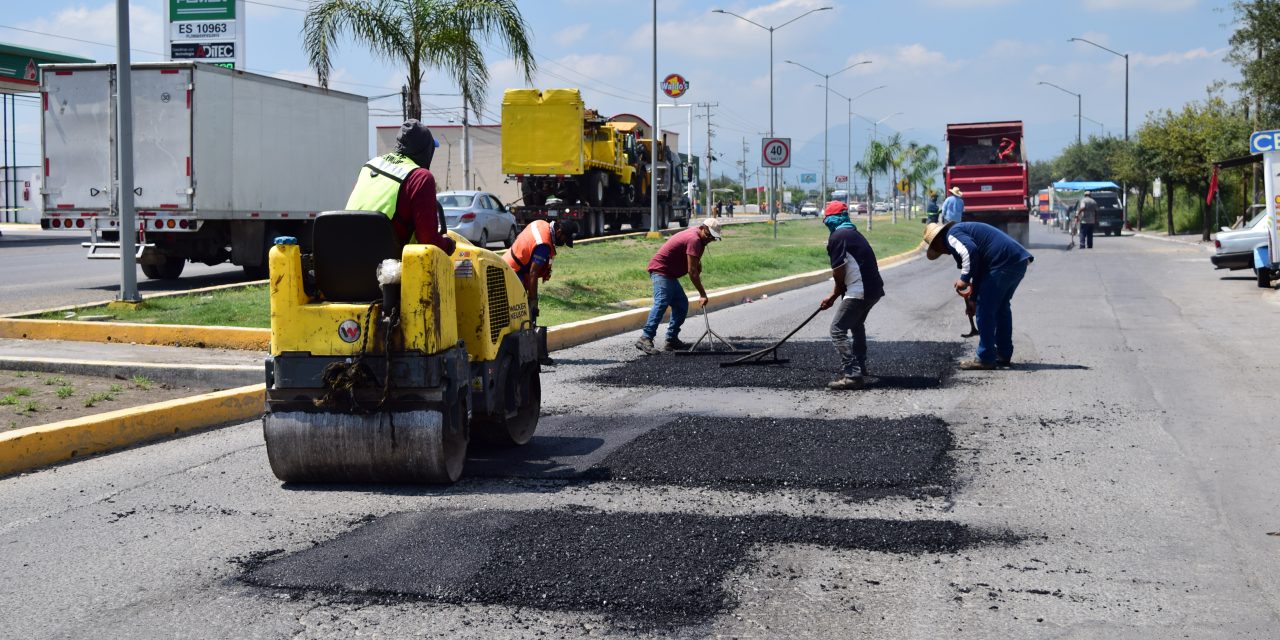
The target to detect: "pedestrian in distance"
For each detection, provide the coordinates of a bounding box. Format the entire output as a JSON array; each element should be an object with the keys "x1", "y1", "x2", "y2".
[
  {"x1": 504, "y1": 218, "x2": 579, "y2": 366},
  {"x1": 1075, "y1": 190, "x2": 1098, "y2": 249},
  {"x1": 818, "y1": 201, "x2": 884, "y2": 390},
  {"x1": 635, "y1": 218, "x2": 723, "y2": 354},
  {"x1": 727, "y1": 201, "x2": 735, "y2": 217},
  {"x1": 926, "y1": 192, "x2": 941, "y2": 224},
  {"x1": 923, "y1": 221, "x2": 1033, "y2": 370},
  {"x1": 714, "y1": 200, "x2": 723, "y2": 218},
  {"x1": 345, "y1": 120, "x2": 456, "y2": 255},
  {"x1": 941, "y1": 186, "x2": 965, "y2": 224}
]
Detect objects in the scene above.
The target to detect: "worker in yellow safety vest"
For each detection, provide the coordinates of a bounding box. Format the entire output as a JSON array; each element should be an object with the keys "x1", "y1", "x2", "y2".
[
  {"x1": 503, "y1": 218, "x2": 578, "y2": 365},
  {"x1": 345, "y1": 120, "x2": 456, "y2": 255}
]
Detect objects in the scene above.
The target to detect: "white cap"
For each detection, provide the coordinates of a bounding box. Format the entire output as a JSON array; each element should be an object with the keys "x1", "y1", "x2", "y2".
[{"x1": 701, "y1": 217, "x2": 722, "y2": 239}]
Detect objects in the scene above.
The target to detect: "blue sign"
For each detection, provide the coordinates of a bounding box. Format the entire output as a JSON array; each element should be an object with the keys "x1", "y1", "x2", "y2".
[
  {"x1": 1250, "y1": 130, "x2": 1280, "y2": 154},
  {"x1": 800, "y1": 173, "x2": 817, "y2": 184}
]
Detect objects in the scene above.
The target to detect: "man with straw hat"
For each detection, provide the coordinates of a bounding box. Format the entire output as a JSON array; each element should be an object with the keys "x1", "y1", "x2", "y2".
[
  {"x1": 941, "y1": 186, "x2": 965, "y2": 224},
  {"x1": 923, "y1": 221, "x2": 1033, "y2": 370}
]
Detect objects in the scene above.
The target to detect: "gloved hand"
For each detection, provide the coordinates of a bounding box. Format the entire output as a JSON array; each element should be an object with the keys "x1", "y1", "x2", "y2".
[
  {"x1": 954, "y1": 280, "x2": 973, "y2": 299},
  {"x1": 441, "y1": 236, "x2": 457, "y2": 256}
]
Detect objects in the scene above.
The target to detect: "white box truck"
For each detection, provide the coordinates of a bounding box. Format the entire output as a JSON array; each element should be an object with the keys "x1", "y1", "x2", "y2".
[{"x1": 39, "y1": 61, "x2": 368, "y2": 279}]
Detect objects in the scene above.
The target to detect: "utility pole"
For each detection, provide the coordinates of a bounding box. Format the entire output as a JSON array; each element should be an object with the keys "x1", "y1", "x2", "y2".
[
  {"x1": 740, "y1": 137, "x2": 748, "y2": 208},
  {"x1": 696, "y1": 102, "x2": 718, "y2": 218},
  {"x1": 115, "y1": 0, "x2": 140, "y2": 303}
]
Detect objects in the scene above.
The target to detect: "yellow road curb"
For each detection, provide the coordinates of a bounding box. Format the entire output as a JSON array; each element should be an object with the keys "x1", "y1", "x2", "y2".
[
  {"x1": 0, "y1": 318, "x2": 270, "y2": 350},
  {"x1": 0, "y1": 384, "x2": 264, "y2": 478}
]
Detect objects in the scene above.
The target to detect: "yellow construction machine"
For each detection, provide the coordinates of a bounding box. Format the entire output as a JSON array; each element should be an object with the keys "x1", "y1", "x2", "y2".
[{"x1": 262, "y1": 211, "x2": 540, "y2": 483}]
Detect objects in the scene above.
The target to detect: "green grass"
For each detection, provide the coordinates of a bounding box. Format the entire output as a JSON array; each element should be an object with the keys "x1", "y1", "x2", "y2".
[
  {"x1": 28, "y1": 218, "x2": 924, "y2": 328},
  {"x1": 44, "y1": 375, "x2": 67, "y2": 386},
  {"x1": 84, "y1": 391, "x2": 116, "y2": 408},
  {"x1": 13, "y1": 387, "x2": 31, "y2": 397},
  {"x1": 0, "y1": 395, "x2": 16, "y2": 406},
  {"x1": 56, "y1": 386, "x2": 75, "y2": 399},
  {"x1": 130, "y1": 375, "x2": 154, "y2": 391}
]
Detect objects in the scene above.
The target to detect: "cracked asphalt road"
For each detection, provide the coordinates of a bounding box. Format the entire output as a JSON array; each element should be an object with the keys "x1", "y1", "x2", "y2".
[{"x1": 2, "y1": 224, "x2": 1279, "y2": 638}]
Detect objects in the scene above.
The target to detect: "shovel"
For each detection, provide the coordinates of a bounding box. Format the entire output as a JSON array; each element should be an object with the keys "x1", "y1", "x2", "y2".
[
  {"x1": 720, "y1": 306, "x2": 822, "y2": 367},
  {"x1": 961, "y1": 297, "x2": 978, "y2": 338}
]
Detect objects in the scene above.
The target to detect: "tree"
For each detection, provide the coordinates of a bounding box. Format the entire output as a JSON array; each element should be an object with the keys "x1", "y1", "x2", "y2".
[
  {"x1": 1053, "y1": 136, "x2": 1125, "y2": 183},
  {"x1": 1229, "y1": 0, "x2": 1280, "y2": 127},
  {"x1": 1028, "y1": 160, "x2": 1056, "y2": 193},
  {"x1": 303, "y1": 0, "x2": 535, "y2": 121},
  {"x1": 884, "y1": 133, "x2": 905, "y2": 223},
  {"x1": 1109, "y1": 138, "x2": 1157, "y2": 230},
  {"x1": 860, "y1": 140, "x2": 893, "y2": 216},
  {"x1": 903, "y1": 142, "x2": 940, "y2": 220}
]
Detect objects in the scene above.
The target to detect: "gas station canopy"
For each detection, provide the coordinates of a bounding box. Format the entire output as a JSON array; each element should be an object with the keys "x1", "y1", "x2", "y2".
[{"x1": 0, "y1": 43, "x2": 93, "y2": 93}]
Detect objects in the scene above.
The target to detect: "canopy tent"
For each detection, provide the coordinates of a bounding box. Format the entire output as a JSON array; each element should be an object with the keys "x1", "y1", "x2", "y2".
[
  {"x1": 0, "y1": 43, "x2": 92, "y2": 94},
  {"x1": 1052, "y1": 180, "x2": 1121, "y2": 192}
]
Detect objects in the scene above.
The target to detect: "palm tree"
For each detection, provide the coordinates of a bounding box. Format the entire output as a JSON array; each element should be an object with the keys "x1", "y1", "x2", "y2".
[
  {"x1": 303, "y1": 0, "x2": 535, "y2": 121},
  {"x1": 904, "y1": 142, "x2": 940, "y2": 220},
  {"x1": 884, "y1": 133, "x2": 905, "y2": 223},
  {"x1": 859, "y1": 140, "x2": 893, "y2": 230}
]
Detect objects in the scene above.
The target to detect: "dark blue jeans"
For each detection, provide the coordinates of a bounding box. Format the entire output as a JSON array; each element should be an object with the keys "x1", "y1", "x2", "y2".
[
  {"x1": 641, "y1": 273, "x2": 688, "y2": 341},
  {"x1": 1079, "y1": 223, "x2": 1094, "y2": 248},
  {"x1": 974, "y1": 260, "x2": 1028, "y2": 364}
]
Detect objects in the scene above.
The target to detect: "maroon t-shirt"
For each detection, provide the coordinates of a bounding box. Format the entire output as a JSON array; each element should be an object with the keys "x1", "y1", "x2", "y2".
[
  {"x1": 647, "y1": 228, "x2": 708, "y2": 278},
  {"x1": 391, "y1": 168, "x2": 449, "y2": 250}
]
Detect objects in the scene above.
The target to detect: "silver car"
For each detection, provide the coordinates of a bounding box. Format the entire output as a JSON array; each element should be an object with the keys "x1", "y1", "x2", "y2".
[
  {"x1": 1211, "y1": 206, "x2": 1268, "y2": 274},
  {"x1": 438, "y1": 190, "x2": 519, "y2": 248}
]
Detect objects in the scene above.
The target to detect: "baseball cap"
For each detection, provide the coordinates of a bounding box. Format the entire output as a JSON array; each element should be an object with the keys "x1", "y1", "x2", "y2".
[
  {"x1": 701, "y1": 217, "x2": 722, "y2": 239},
  {"x1": 824, "y1": 201, "x2": 848, "y2": 217}
]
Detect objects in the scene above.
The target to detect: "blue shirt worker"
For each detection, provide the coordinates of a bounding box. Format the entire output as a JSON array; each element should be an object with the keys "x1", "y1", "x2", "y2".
[
  {"x1": 941, "y1": 186, "x2": 965, "y2": 223},
  {"x1": 923, "y1": 221, "x2": 1033, "y2": 370},
  {"x1": 818, "y1": 201, "x2": 884, "y2": 390}
]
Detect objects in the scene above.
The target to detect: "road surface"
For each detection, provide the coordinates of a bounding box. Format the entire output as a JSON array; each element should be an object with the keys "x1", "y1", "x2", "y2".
[{"x1": 1, "y1": 222, "x2": 1278, "y2": 638}]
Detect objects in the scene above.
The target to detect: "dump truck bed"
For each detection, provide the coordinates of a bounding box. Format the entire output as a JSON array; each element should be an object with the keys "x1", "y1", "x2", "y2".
[{"x1": 501, "y1": 89, "x2": 586, "y2": 176}]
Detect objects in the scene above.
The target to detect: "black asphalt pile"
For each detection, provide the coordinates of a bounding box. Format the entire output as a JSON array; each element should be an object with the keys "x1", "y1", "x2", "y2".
[
  {"x1": 243, "y1": 508, "x2": 1002, "y2": 628},
  {"x1": 584, "y1": 340, "x2": 964, "y2": 390},
  {"x1": 585, "y1": 416, "x2": 953, "y2": 498}
]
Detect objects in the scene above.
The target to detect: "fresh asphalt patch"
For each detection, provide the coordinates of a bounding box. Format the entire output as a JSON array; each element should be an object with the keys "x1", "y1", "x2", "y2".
[
  {"x1": 583, "y1": 340, "x2": 965, "y2": 390},
  {"x1": 242, "y1": 508, "x2": 1008, "y2": 628},
  {"x1": 583, "y1": 416, "x2": 953, "y2": 499}
]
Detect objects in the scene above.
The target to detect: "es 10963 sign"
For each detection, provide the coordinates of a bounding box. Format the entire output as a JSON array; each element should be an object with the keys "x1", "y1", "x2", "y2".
[{"x1": 171, "y1": 20, "x2": 236, "y2": 40}]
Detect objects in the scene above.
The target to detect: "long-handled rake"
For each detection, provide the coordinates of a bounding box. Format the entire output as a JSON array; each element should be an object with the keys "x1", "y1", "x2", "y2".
[
  {"x1": 720, "y1": 306, "x2": 823, "y2": 367},
  {"x1": 674, "y1": 306, "x2": 752, "y2": 356}
]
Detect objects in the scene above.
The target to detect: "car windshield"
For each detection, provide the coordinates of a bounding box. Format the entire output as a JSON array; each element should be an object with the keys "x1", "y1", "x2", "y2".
[
  {"x1": 1247, "y1": 209, "x2": 1268, "y2": 228},
  {"x1": 438, "y1": 194, "x2": 474, "y2": 208}
]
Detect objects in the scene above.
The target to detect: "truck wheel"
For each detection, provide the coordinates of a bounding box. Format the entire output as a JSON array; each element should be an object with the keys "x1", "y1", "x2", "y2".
[
  {"x1": 584, "y1": 171, "x2": 607, "y2": 207},
  {"x1": 141, "y1": 255, "x2": 185, "y2": 280},
  {"x1": 1258, "y1": 267, "x2": 1272, "y2": 288}
]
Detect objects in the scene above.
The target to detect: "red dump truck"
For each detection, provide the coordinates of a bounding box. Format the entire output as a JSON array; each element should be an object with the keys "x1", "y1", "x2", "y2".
[{"x1": 944, "y1": 121, "x2": 1030, "y2": 245}]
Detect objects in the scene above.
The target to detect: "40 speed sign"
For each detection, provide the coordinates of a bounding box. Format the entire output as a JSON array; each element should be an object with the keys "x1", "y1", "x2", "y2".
[{"x1": 761, "y1": 137, "x2": 791, "y2": 168}]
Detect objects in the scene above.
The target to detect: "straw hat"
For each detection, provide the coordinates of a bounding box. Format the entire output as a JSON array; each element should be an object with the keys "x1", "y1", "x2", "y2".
[
  {"x1": 949, "y1": 186, "x2": 963, "y2": 197},
  {"x1": 922, "y1": 221, "x2": 954, "y2": 260}
]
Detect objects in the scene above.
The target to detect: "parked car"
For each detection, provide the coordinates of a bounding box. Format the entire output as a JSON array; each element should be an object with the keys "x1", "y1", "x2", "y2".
[
  {"x1": 855, "y1": 203, "x2": 868, "y2": 215},
  {"x1": 873, "y1": 201, "x2": 889, "y2": 212},
  {"x1": 1211, "y1": 206, "x2": 1268, "y2": 275},
  {"x1": 1091, "y1": 190, "x2": 1126, "y2": 236},
  {"x1": 799, "y1": 202, "x2": 820, "y2": 217},
  {"x1": 438, "y1": 190, "x2": 518, "y2": 247}
]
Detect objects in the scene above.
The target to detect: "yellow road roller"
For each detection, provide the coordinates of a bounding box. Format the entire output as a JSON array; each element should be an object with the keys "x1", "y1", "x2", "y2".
[{"x1": 262, "y1": 211, "x2": 540, "y2": 483}]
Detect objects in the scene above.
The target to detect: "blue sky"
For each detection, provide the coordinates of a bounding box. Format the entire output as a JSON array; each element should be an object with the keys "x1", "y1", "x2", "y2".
[{"x1": 2, "y1": 0, "x2": 1239, "y2": 187}]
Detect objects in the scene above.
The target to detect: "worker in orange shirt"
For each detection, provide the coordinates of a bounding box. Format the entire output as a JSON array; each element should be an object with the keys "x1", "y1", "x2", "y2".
[{"x1": 503, "y1": 218, "x2": 579, "y2": 365}]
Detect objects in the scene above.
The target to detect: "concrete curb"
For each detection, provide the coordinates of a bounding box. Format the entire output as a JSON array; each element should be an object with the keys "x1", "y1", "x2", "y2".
[
  {"x1": 1130, "y1": 231, "x2": 1212, "y2": 251},
  {"x1": 0, "y1": 278, "x2": 269, "y2": 320},
  {"x1": 0, "y1": 318, "x2": 270, "y2": 350},
  {"x1": 0, "y1": 356, "x2": 261, "y2": 388},
  {"x1": 0, "y1": 384, "x2": 264, "y2": 478}
]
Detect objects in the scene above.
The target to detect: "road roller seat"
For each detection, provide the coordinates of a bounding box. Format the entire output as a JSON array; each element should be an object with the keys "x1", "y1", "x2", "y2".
[{"x1": 311, "y1": 211, "x2": 400, "y2": 302}]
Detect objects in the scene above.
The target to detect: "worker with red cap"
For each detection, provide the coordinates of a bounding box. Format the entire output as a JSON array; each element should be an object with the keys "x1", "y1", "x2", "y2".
[{"x1": 818, "y1": 200, "x2": 884, "y2": 390}]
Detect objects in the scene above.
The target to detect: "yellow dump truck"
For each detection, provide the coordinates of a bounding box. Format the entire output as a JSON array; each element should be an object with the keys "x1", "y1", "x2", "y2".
[{"x1": 501, "y1": 89, "x2": 691, "y2": 237}]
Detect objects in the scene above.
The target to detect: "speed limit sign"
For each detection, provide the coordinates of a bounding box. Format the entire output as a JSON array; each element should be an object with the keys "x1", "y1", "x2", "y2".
[{"x1": 761, "y1": 137, "x2": 791, "y2": 168}]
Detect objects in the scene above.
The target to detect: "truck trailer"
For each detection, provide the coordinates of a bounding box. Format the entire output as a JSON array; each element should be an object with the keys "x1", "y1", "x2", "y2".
[
  {"x1": 39, "y1": 61, "x2": 368, "y2": 279},
  {"x1": 944, "y1": 121, "x2": 1031, "y2": 245}
]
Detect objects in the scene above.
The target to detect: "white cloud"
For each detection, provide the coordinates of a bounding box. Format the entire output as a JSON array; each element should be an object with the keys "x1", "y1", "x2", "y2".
[
  {"x1": 925, "y1": 0, "x2": 1018, "y2": 6},
  {"x1": 553, "y1": 24, "x2": 590, "y2": 47},
  {"x1": 1132, "y1": 46, "x2": 1226, "y2": 67},
  {"x1": 16, "y1": 2, "x2": 164, "y2": 60},
  {"x1": 1082, "y1": 0, "x2": 1196, "y2": 11}
]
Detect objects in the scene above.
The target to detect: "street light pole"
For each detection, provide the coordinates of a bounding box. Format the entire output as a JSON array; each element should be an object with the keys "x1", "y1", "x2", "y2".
[
  {"x1": 713, "y1": 6, "x2": 833, "y2": 239},
  {"x1": 786, "y1": 59, "x2": 871, "y2": 207},
  {"x1": 1081, "y1": 114, "x2": 1105, "y2": 138},
  {"x1": 1070, "y1": 37, "x2": 1130, "y2": 225},
  {"x1": 829, "y1": 84, "x2": 886, "y2": 212},
  {"x1": 1038, "y1": 81, "x2": 1082, "y2": 146}
]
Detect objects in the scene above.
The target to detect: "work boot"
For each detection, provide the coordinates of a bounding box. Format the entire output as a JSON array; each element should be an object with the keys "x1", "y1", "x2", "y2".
[
  {"x1": 827, "y1": 375, "x2": 865, "y2": 391},
  {"x1": 539, "y1": 354, "x2": 557, "y2": 367},
  {"x1": 663, "y1": 338, "x2": 692, "y2": 351},
  {"x1": 635, "y1": 336, "x2": 660, "y2": 355},
  {"x1": 958, "y1": 359, "x2": 997, "y2": 370},
  {"x1": 996, "y1": 357, "x2": 1013, "y2": 368}
]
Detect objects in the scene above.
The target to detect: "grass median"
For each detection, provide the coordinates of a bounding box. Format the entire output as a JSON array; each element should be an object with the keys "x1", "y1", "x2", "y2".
[{"x1": 32, "y1": 218, "x2": 924, "y2": 328}]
